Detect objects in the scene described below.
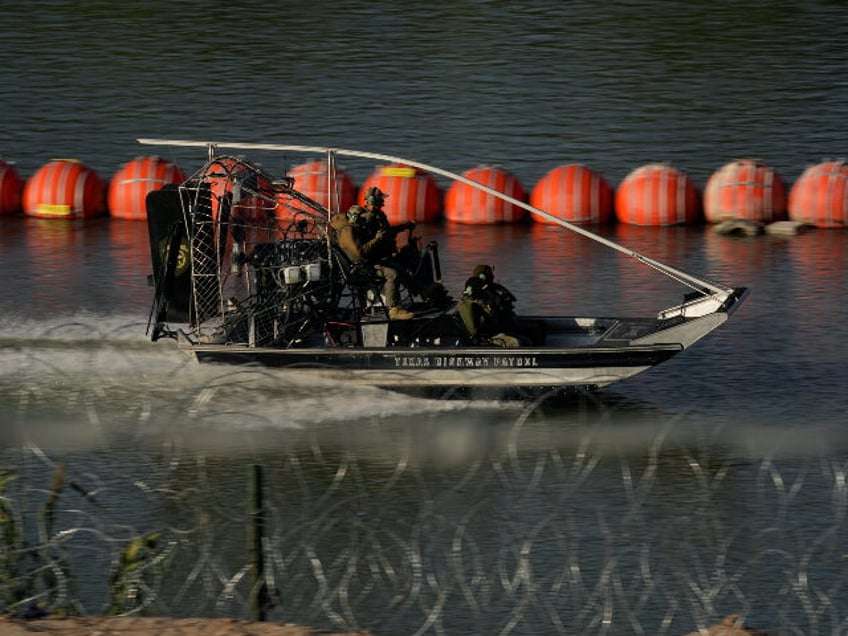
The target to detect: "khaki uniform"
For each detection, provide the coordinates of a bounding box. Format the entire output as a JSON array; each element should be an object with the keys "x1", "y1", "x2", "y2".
[
  {"x1": 330, "y1": 212, "x2": 385, "y2": 263},
  {"x1": 329, "y1": 212, "x2": 406, "y2": 310}
]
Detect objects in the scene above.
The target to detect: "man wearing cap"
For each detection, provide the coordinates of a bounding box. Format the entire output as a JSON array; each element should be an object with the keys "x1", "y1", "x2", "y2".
[{"x1": 338, "y1": 187, "x2": 415, "y2": 320}]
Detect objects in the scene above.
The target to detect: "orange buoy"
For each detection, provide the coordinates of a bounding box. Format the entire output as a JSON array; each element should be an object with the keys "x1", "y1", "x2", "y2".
[
  {"x1": 204, "y1": 156, "x2": 275, "y2": 222},
  {"x1": 280, "y1": 160, "x2": 356, "y2": 219},
  {"x1": 615, "y1": 163, "x2": 700, "y2": 226},
  {"x1": 23, "y1": 159, "x2": 107, "y2": 219},
  {"x1": 444, "y1": 165, "x2": 528, "y2": 224},
  {"x1": 0, "y1": 160, "x2": 23, "y2": 216},
  {"x1": 108, "y1": 156, "x2": 185, "y2": 220},
  {"x1": 530, "y1": 164, "x2": 613, "y2": 224},
  {"x1": 788, "y1": 160, "x2": 848, "y2": 228},
  {"x1": 703, "y1": 159, "x2": 787, "y2": 223},
  {"x1": 359, "y1": 164, "x2": 442, "y2": 224}
]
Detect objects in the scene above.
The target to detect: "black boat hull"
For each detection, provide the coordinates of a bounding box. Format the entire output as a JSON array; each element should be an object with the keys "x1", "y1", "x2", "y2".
[{"x1": 185, "y1": 341, "x2": 682, "y2": 389}]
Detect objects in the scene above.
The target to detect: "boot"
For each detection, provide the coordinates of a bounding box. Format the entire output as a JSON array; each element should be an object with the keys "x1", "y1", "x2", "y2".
[{"x1": 388, "y1": 306, "x2": 414, "y2": 320}]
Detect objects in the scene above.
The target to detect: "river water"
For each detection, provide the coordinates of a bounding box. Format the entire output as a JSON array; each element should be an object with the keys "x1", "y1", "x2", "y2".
[{"x1": 1, "y1": 2, "x2": 847, "y2": 634}]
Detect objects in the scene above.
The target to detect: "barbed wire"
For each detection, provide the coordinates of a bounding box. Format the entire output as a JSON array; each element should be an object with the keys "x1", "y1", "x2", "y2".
[{"x1": 1, "y1": 320, "x2": 846, "y2": 635}]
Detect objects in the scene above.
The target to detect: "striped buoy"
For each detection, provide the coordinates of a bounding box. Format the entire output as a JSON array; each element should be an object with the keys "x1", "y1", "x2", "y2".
[
  {"x1": 204, "y1": 156, "x2": 275, "y2": 222},
  {"x1": 23, "y1": 159, "x2": 106, "y2": 219},
  {"x1": 788, "y1": 160, "x2": 848, "y2": 228},
  {"x1": 108, "y1": 156, "x2": 186, "y2": 220},
  {"x1": 281, "y1": 160, "x2": 356, "y2": 219},
  {"x1": 703, "y1": 159, "x2": 787, "y2": 223},
  {"x1": 615, "y1": 164, "x2": 700, "y2": 226},
  {"x1": 0, "y1": 160, "x2": 23, "y2": 216},
  {"x1": 359, "y1": 164, "x2": 442, "y2": 224},
  {"x1": 444, "y1": 165, "x2": 528, "y2": 224},
  {"x1": 530, "y1": 164, "x2": 613, "y2": 224}
]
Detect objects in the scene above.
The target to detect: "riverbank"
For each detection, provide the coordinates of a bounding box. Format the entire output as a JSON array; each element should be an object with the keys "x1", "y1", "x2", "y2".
[
  {"x1": 0, "y1": 613, "x2": 767, "y2": 635},
  {"x1": 0, "y1": 616, "x2": 372, "y2": 635}
]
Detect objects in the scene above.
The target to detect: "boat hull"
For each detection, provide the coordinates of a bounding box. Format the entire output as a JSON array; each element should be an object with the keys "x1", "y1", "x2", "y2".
[{"x1": 185, "y1": 341, "x2": 683, "y2": 389}]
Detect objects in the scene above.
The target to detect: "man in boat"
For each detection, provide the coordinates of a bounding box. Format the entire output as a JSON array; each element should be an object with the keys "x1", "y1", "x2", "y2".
[
  {"x1": 458, "y1": 264, "x2": 545, "y2": 346},
  {"x1": 330, "y1": 187, "x2": 416, "y2": 320},
  {"x1": 458, "y1": 275, "x2": 520, "y2": 347},
  {"x1": 351, "y1": 186, "x2": 415, "y2": 260},
  {"x1": 357, "y1": 187, "x2": 454, "y2": 309},
  {"x1": 352, "y1": 187, "x2": 392, "y2": 238}
]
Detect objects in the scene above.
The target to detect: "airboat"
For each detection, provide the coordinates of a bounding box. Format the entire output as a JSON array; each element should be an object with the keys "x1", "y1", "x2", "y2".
[{"x1": 140, "y1": 138, "x2": 747, "y2": 392}]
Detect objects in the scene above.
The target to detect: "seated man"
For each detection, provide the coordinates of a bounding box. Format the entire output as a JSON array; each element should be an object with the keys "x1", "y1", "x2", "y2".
[
  {"x1": 470, "y1": 264, "x2": 515, "y2": 315},
  {"x1": 458, "y1": 275, "x2": 521, "y2": 347},
  {"x1": 330, "y1": 187, "x2": 415, "y2": 320},
  {"x1": 457, "y1": 264, "x2": 545, "y2": 346}
]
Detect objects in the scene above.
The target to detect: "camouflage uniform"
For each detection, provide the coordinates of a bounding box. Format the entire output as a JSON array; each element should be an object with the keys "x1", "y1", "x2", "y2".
[
  {"x1": 458, "y1": 265, "x2": 545, "y2": 346},
  {"x1": 457, "y1": 276, "x2": 520, "y2": 347}
]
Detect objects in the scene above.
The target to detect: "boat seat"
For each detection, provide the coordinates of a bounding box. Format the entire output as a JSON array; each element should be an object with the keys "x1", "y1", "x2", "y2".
[{"x1": 331, "y1": 246, "x2": 389, "y2": 317}]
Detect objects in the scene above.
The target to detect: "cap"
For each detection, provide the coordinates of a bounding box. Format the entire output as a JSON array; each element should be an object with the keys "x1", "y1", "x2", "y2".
[{"x1": 364, "y1": 186, "x2": 388, "y2": 205}]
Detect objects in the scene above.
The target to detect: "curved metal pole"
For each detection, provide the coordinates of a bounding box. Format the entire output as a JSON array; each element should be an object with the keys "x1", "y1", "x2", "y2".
[{"x1": 137, "y1": 138, "x2": 732, "y2": 295}]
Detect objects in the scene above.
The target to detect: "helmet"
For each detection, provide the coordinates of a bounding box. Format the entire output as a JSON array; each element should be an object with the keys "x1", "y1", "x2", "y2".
[
  {"x1": 473, "y1": 264, "x2": 494, "y2": 282},
  {"x1": 364, "y1": 186, "x2": 387, "y2": 207}
]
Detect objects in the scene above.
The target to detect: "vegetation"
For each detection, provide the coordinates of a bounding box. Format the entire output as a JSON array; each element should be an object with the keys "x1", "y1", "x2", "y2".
[{"x1": 0, "y1": 465, "x2": 164, "y2": 618}]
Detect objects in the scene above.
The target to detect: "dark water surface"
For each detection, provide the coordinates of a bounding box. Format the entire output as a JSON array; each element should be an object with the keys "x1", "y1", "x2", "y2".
[{"x1": 2, "y1": 2, "x2": 848, "y2": 633}]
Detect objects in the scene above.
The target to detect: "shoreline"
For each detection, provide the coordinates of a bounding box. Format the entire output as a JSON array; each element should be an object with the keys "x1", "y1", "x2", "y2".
[{"x1": 0, "y1": 616, "x2": 372, "y2": 635}]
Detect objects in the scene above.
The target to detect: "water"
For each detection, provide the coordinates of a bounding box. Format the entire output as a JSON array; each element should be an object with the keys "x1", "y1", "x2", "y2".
[{"x1": 2, "y1": 2, "x2": 848, "y2": 633}]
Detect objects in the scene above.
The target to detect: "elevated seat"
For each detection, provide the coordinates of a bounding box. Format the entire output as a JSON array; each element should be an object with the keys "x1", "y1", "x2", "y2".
[{"x1": 330, "y1": 245, "x2": 388, "y2": 318}]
